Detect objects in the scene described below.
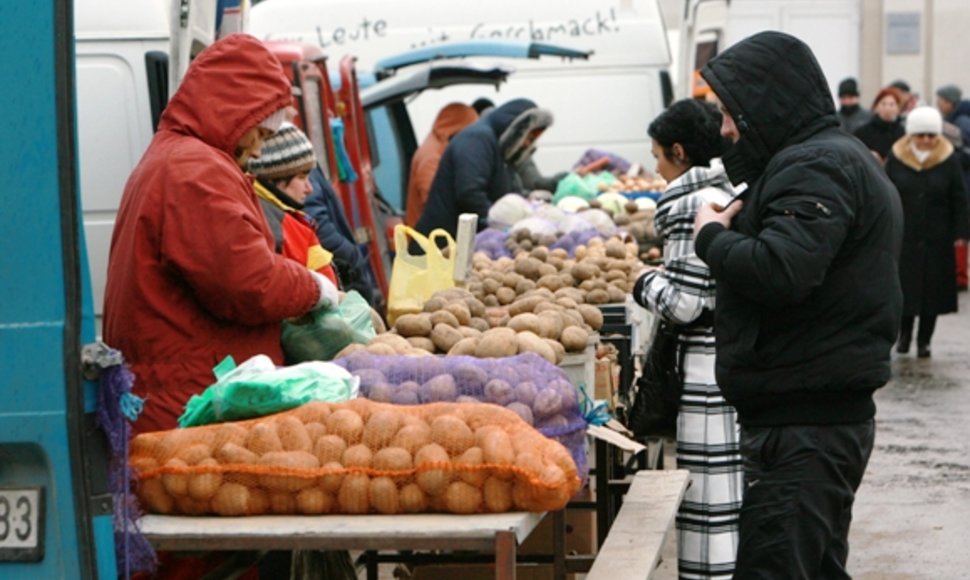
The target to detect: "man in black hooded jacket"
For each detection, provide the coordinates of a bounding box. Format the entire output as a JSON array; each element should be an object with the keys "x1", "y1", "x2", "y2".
[
  {"x1": 415, "y1": 98, "x2": 553, "y2": 238},
  {"x1": 692, "y1": 32, "x2": 903, "y2": 578}
]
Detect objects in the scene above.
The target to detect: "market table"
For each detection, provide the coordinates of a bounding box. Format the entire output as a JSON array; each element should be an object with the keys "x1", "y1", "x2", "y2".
[{"x1": 138, "y1": 511, "x2": 546, "y2": 580}]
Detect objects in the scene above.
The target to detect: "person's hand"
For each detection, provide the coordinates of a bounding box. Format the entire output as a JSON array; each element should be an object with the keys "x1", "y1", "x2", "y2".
[
  {"x1": 693, "y1": 201, "x2": 743, "y2": 239},
  {"x1": 956, "y1": 239, "x2": 968, "y2": 248},
  {"x1": 310, "y1": 271, "x2": 340, "y2": 310},
  {"x1": 637, "y1": 264, "x2": 665, "y2": 278}
]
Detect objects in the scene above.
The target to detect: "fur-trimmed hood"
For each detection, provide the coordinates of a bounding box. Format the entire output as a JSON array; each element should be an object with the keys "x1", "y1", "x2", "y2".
[
  {"x1": 891, "y1": 136, "x2": 954, "y2": 171},
  {"x1": 485, "y1": 99, "x2": 554, "y2": 165}
]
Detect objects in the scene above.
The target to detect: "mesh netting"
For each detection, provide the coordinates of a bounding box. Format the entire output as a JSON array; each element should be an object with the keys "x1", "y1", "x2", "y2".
[
  {"x1": 130, "y1": 399, "x2": 580, "y2": 517},
  {"x1": 332, "y1": 352, "x2": 588, "y2": 481}
]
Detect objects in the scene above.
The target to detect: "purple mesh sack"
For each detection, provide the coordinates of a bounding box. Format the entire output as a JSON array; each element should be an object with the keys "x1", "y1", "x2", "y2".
[
  {"x1": 473, "y1": 228, "x2": 512, "y2": 260},
  {"x1": 333, "y1": 351, "x2": 588, "y2": 480}
]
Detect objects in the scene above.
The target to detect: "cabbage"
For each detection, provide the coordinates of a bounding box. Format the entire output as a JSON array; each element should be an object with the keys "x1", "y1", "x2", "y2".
[
  {"x1": 488, "y1": 193, "x2": 534, "y2": 230},
  {"x1": 509, "y1": 217, "x2": 558, "y2": 238},
  {"x1": 579, "y1": 208, "x2": 616, "y2": 237},
  {"x1": 596, "y1": 192, "x2": 628, "y2": 216},
  {"x1": 557, "y1": 212, "x2": 595, "y2": 235},
  {"x1": 531, "y1": 203, "x2": 566, "y2": 226},
  {"x1": 635, "y1": 197, "x2": 658, "y2": 211},
  {"x1": 556, "y1": 196, "x2": 590, "y2": 213}
]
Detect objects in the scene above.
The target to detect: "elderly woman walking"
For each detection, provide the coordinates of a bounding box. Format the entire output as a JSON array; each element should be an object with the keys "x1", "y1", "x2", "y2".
[{"x1": 885, "y1": 106, "x2": 970, "y2": 357}]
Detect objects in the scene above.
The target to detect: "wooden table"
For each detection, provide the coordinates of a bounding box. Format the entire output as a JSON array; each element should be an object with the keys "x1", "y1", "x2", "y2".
[{"x1": 139, "y1": 511, "x2": 546, "y2": 579}]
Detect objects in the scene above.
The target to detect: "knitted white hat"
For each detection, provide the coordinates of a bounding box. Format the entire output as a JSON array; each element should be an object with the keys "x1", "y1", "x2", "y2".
[
  {"x1": 905, "y1": 106, "x2": 943, "y2": 135},
  {"x1": 248, "y1": 122, "x2": 316, "y2": 180},
  {"x1": 258, "y1": 107, "x2": 289, "y2": 133}
]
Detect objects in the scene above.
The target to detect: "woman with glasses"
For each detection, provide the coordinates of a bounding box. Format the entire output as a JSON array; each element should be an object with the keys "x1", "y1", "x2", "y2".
[{"x1": 885, "y1": 106, "x2": 969, "y2": 357}]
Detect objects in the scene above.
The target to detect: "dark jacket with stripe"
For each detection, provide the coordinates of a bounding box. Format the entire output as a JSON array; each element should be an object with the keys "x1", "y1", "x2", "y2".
[{"x1": 695, "y1": 31, "x2": 904, "y2": 427}]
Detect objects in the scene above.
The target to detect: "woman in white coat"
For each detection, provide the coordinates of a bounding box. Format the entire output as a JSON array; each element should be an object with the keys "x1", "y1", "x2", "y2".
[{"x1": 633, "y1": 99, "x2": 742, "y2": 579}]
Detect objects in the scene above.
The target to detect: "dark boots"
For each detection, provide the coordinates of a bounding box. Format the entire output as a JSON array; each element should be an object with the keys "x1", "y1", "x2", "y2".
[
  {"x1": 896, "y1": 328, "x2": 912, "y2": 354},
  {"x1": 898, "y1": 315, "x2": 934, "y2": 358}
]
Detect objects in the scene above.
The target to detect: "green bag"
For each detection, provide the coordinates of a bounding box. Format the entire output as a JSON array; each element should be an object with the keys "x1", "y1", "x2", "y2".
[
  {"x1": 552, "y1": 172, "x2": 597, "y2": 204},
  {"x1": 281, "y1": 290, "x2": 376, "y2": 363},
  {"x1": 177, "y1": 354, "x2": 360, "y2": 428}
]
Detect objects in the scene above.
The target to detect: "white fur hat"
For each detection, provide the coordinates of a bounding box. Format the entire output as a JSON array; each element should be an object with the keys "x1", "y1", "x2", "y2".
[{"x1": 905, "y1": 106, "x2": 943, "y2": 135}]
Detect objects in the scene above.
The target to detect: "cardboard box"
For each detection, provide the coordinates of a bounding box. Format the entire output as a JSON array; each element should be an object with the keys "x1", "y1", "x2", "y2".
[{"x1": 519, "y1": 493, "x2": 597, "y2": 556}]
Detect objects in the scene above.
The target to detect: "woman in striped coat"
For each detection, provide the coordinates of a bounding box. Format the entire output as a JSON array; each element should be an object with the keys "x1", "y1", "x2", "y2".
[{"x1": 633, "y1": 99, "x2": 743, "y2": 579}]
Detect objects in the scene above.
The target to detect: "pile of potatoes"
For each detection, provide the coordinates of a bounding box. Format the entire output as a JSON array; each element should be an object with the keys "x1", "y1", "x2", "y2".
[
  {"x1": 600, "y1": 173, "x2": 667, "y2": 194},
  {"x1": 468, "y1": 236, "x2": 641, "y2": 306},
  {"x1": 130, "y1": 399, "x2": 580, "y2": 517}
]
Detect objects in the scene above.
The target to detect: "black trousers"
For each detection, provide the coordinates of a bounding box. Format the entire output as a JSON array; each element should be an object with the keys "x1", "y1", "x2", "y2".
[{"x1": 733, "y1": 421, "x2": 875, "y2": 579}]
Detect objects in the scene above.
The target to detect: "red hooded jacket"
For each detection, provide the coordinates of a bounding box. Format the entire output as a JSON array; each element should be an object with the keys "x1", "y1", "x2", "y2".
[{"x1": 103, "y1": 35, "x2": 319, "y2": 434}]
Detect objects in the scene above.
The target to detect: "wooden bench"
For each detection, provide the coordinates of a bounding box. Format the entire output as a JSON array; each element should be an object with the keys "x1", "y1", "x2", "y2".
[{"x1": 586, "y1": 469, "x2": 690, "y2": 580}]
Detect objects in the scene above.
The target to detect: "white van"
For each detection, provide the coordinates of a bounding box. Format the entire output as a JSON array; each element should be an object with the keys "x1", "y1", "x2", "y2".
[
  {"x1": 74, "y1": 0, "x2": 222, "y2": 328},
  {"x1": 250, "y1": 0, "x2": 677, "y2": 177}
]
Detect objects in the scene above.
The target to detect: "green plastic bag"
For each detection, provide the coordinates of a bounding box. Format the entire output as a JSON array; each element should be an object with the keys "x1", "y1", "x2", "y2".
[
  {"x1": 178, "y1": 354, "x2": 360, "y2": 428},
  {"x1": 552, "y1": 172, "x2": 597, "y2": 204},
  {"x1": 281, "y1": 290, "x2": 376, "y2": 363}
]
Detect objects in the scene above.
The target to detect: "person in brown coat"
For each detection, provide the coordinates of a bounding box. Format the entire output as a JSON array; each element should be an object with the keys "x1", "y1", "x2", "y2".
[{"x1": 404, "y1": 103, "x2": 478, "y2": 226}]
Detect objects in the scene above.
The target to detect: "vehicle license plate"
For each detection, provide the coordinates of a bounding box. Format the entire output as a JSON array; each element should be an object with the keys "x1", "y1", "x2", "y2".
[{"x1": 0, "y1": 487, "x2": 44, "y2": 562}]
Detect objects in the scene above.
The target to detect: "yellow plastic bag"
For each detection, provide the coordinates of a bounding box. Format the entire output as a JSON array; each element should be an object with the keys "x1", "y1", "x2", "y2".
[{"x1": 387, "y1": 225, "x2": 456, "y2": 324}]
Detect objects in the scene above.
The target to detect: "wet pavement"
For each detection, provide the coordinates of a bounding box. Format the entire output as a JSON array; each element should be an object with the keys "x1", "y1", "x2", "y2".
[{"x1": 848, "y1": 292, "x2": 970, "y2": 579}]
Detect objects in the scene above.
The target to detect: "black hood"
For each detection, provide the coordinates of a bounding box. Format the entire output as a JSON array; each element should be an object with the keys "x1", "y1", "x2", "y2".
[{"x1": 701, "y1": 31, "x2": 839, "y2": 186}]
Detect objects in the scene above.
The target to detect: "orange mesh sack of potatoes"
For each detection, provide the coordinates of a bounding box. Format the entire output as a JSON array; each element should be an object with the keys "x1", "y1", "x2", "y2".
[{"x1": 130, "y1": 398, "x2": 581, "y2": 517}]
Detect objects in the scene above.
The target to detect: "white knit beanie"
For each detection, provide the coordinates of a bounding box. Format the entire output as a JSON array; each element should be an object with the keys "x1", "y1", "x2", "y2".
[
  {"x1": 258, "y1": 107, "x2": 289, "y2": 133},
  {"x1": 905, "y1": 106, "x2": 943, "y2": 135}
]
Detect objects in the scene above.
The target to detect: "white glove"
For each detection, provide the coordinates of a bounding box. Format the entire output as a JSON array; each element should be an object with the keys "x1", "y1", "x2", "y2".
[{"x1": 310, "y1": 271, "x2": 340, "y2": 310}]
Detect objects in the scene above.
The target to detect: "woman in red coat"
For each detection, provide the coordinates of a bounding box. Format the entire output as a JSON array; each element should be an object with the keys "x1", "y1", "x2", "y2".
[{"x1": 103, "y1": 35, "x2": 338, "y2": 434}]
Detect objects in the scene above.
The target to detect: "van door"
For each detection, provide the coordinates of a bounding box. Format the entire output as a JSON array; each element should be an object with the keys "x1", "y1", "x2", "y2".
[
  {"x1": 169, "y1": 0, "x2": 221, "y2": 90},
  {"x1": 677, "y1": 0, "x2": 730, "y2": 100}
]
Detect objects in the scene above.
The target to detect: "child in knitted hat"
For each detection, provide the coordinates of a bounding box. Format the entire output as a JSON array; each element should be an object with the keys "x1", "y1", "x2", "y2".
[{"x1": 249, "y1": 123, "x2": 340, "y2": 285}]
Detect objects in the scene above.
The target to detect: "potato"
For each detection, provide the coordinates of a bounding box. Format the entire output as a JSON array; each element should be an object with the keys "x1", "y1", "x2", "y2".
[
  {"x1": 269, "y1": 491, "x2": 297, "y2": 514},
  {"x1": 390, "y1": 382, "x2": 420, "y2": 405},
  {"x1": 422, "y1": 297, "x2": 446, "y2": 313},
  {"x1": 507, "y1": 313, "x2": 541, "y2": 334},
  {"x1": 258, "y1": 450, "x2": 320, "y2": 491},
  {"x1": 430, "y1": 323, "x2": 464, "y2": 353},
  {"x1": 475, "y1": 327, "x2": 518, "y2": 358},
  {"x1": 508, "y1": 295, "x2": 544, "y2": 316},
  {"x1": 319, "y1": 461, "x2": 345, "y2": 493},
  {"x1": 338, "y1": 474, "x2": 371, "y2": 513},
  {"x1": 515, "y1": 331, "x2": 557, "y2": 364},
  {"x1": 543, "y1": 339, "x2": 566, "y2": 364},
  {"x1": 372, "y1": 447, "x2": 413, "y2": 478},
  {"x1": 187, "y1": 458, "x2": 222, "y2": 500},
  {"x1": 342, "y1": 444, "x2": 374, "y2": 468},
  {"x1": 429, "y1": 309, "x2": 460, "y2": 328},
  {"x1": 211, "y1": 482, "x2": 250, "y2": 516},
  {"x1": 560, "y1": 326, "x2": 590, "y2": 352},
  {"x1": 480, "y1": 430, "x2": 515, "y2": 477},
  {"x1": 304, "y1": 421, "x2": 327, "y2": 443},
  {"x1": 414, "y1": 443, "x2": 452, "y2": 495},
  {"x1": 248, "y1": 488, "x2": 269, "y2": 515},
  {"x1": 430, "y1": 414, "x2": 474, "y2": 455},
  {"x1": 296, "y1": 488, "x2": 333, "y2": 515},
  {"x1": 513, "y1": 382, "x2": 538, "y2": 407},
  {"x1": 495, "y1": 287, "x2": 517, "y2": 305},
  {"x1": 139, "y1": 478, "x2": 174, "y2": 514},
  {"x1": 468, "y1": 317, "x2": 491, "y2": 333},
  {"x1": 533, "y1": 389, "x2": 563, "y2": 419},
  {"x1": 444, "y1": 302, "x2": 472, "y2": 326},
  {"x1": 390, "y1": 423, "x2": 432, "y2": 455},
  {"x1": 448, "y1": 336, "x2": 479, "y2": 356},
  {"x1": 463, "y1": 297, "x2": 487, "y2": 319},
  {"x1": 214, "y1": 442, "x2": 258, "y2": 465},
  {"x1": 395, "y1": 313, "x2": 433, "y2": 337},
  {"x1": 455, "y1": 446, "x2": 487, "y2": 487},
  {"x1": 365, "y1": 342, "x2": 398, "y2": 355},
  {"x1": 326, "y1": 409, "x2": 364, "y2": 445},
  {"x1": 505, "y1": 402, "x2": 535, "y2": 426},
  {"x1": 177, "y1": 443, "x2": 212, "y2": 466},
  {"x1": 277, "y1": 415, "x2": 312, "y2": 453},
  {"x1": 585, "y1": 289, "x2": 610, "y2": 304},
  {"x1": 247, "y1": 423, "x2": 284, "y2": 456},
  {"x1": 335, "y1": 343, "x2": 367, "y2": 358},
  {"x1": 369, "y1": 476, "x2": 401, "y2": 514},
  {"x1": 362, "y1": 409, "x2": 401, "y2": 449},
  {"x1": 399, "y1": 483, "x2": 430, "y2": 513},
  {"x1": 484, "y1": 379, "x2": 515, "y2": 406},
  {"x1": 571, "y1": 262, "x2": 599, "y2": 281},
  {"x1": 483, "y1": 477, "x2": 513, "y2": 513},
  {"x1": 576, "y1": 304, "x2": 604, "y2": 330},
  {"x1": 536, "y1": 274, "x2": 564, "y2": 291},
  {"x1": 445, "y1": 481, "x2": 483, "y2": 514},
  {"x1": 161, "y1": 458, "x2": 189, "y2": 497},
  {"x1": 213, "y1": 422, "x2": 249, "y2": 451},
  {"x1": 420, "y1": 374, "x2": 459, "y2": 403},
  {"x1": 314, "y1": 434, "x2": 349, "y2": 465},
  {"x1": 535, "y1": 311, "x2": 564, "y2": 340}
]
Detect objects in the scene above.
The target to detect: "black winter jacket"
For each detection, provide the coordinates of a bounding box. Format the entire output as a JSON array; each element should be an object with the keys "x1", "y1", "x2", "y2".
[
  {"x1": 415, "y1": 99, "x2": 535, "y2": 238},
  {"x1": 697, "y1": 31, "x2": 904, "y2": 427}
]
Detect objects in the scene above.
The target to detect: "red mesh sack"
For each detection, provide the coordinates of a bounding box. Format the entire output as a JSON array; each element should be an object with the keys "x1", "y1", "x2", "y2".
[{"x1": 130, "y1": 399, "x2": 581, "y2": 517}]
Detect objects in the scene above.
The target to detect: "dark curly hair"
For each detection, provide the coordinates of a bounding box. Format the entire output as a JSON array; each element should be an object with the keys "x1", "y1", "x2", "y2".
[{"x1": 647, "y1": 99, "x2": 729, "y2": 168}]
